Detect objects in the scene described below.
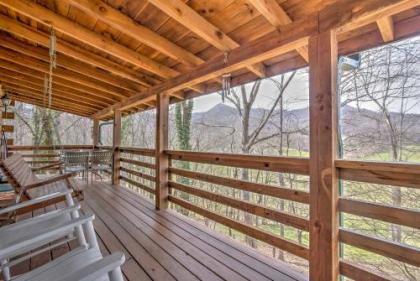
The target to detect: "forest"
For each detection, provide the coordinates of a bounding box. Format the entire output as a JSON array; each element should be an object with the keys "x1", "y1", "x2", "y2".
[{"x1": 12, "y1": 36, "x2": 420, "y2": 281}]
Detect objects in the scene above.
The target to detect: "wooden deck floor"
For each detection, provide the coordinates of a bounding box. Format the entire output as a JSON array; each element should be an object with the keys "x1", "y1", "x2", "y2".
[{"x1": 11, "y1": 182, "x2": 308, "y2": 281}]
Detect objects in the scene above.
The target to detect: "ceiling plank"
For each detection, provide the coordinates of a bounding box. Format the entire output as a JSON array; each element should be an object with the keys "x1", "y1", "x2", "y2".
[
  {"x1": 0, "y1": 80, "x2": 103, "y2": 110},
  {"x1": 0, "y1": 60, "x2": 121, "y2": 103},
  {"x1": 0, "y1": 68, "x2": 113, "y2": 106},
  {"x1": 94, "y1": 0, "x2": 418, "y2": 119},
  {"x1": 66, "y1": 0, "x2": 204, "y2": 67},
  {"x1": 0, "y1": 0, "x2": 179, "y2": 79},
  {"x1": 0, "y1": 46, "x2": 130, "y2": 99},
  {"x1": 147, "y1": 0, "x2": 267, "y2": 78},
  {"x1": 0, "y1": 14, "x2": 154, "y2": 87},
  {"x1": 0, "y1": 72, "x2": 109, "y2": 108},
  {"x1": 377, "y1": 16, "x2": 395, "y2": 42},
  {"x1": 7, "y1": 92, "x2": 92, "y2": 116},
  {"x1": 247, "y1": 0, "x2": 309, "y2": 62},
  {"x1": 0, "y1": 33, "x2": 144, "y2": 93},
  {"x1": 4, "y1": 86, "x2": 97, "y2": 114}
]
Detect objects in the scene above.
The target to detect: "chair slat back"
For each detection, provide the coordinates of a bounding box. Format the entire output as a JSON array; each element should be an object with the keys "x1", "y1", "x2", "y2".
[{"x1": 2, "y1": 153, "x2": 38, "y2": 188}]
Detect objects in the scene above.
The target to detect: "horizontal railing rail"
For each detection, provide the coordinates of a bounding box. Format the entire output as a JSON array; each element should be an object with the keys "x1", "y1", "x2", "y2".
[{"x1": 336, "y1": 159, "x2": 420, "y2": 280}]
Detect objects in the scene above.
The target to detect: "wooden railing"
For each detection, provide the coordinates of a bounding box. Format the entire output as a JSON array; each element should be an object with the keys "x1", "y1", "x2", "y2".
[
  {"x1": 119, "y1": 147, "x2": 156, "y2": 198},
  {"x1": 6, "y1": 145, "x2": 420, "y2": 280},
  {"x1": 335, "y1": 159, "x2": 420, "y2": 280},
  {"x1": 166, "y1": 150, "x2": 311, "y2": 261}
]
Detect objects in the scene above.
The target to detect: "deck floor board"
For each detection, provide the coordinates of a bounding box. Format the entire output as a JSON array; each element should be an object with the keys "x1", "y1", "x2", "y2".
[{"x1": 10, "y1": 181, "x2": 307, "y2": 281}]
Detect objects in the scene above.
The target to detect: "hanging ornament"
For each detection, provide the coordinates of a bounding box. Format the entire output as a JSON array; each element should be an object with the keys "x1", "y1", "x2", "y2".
[
  {"x1": 44, "y1": 27, "x2": 57, "y2": 108},
  {"x1": 221, "y1": 52, "x2": 231, "y2": 103}
]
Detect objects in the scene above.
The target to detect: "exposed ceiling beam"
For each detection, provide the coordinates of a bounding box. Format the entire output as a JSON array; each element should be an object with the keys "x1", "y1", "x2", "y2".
[
  {"x1": 0, "y1": 14, "x2": 154, "y2": 87},
  {"x1": 377, "y1": 16, "x2": 395, "y2": 42},
  {"x1": 0, "y1": 79, "x2": 103, "y2": 110},
  {"x1": 0, "y1": 0, "x2": 205, "y2": 94},
  {"x1": 147, "y1": 0, "x2": 267, "y2": 78},
  {"x1": 0, "y1": 33, "x2": 144, "y2": 93},
  {"x1": 0, "y1": 60, "x2": 121, "y2": 104},
  {"x1": 66, "y1": 0, "x2": 204, "y2": 67},
  {"x1": 4, "y1": 85, "x2": 97, "y2": 114},
  {"x1": 0, "y1": 71, "x2": 110, "y2": 107},
  {"x1": 0, "y1": 0, "x2": 178, "y2": 78},
  {"x1": 247, "y1": 0, "x2": 309, "y2": 62},
  {"x1": 94, "y1": 0, "x2": 418, "y2": 119},
  {"x1": 7, "y1": 91, "x2": 92, "y2": 116},
  {"x1": 0, "y1": 46, "x2": 130, "y2": 99}
]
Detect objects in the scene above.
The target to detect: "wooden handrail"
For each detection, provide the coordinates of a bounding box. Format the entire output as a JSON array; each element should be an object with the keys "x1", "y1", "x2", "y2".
[
  {"x1": 166, "y1": 150, "x2": 309, "y2": 175},
  {"x1": 169, "y1": 195, "x2": 309, "y2": 260},
  {"x1": 120, "y1": 158, "x2": 155, "y2": 169},
  {"x1": 339, "y1": 261, "x2": 390, "y2": 281},
  {"x1": 120, "y1": 176, "x2": 155, "y2": 194},
  {"x1": 169, "y1": 167, "x2": 310, "y2": 204},
  {"x1": 339, "y1": 229, "x2": 420, "y2": 267},
  {"x1": 120, "y1": 167, "x2": 156, "y2": 182},
  {"x1": 339, "y1": 198, "x2": 420, "y2": 229},
  {"x1": 9, "y1": 145, "x2": 93, "y2": 151},
  {"x1": 336, "y1": 159, "x2": 420, "y2": 189},
  {"x1": 169, "y1": 181, "x2": 309, "y2": 231},
  {"x1": 120, "y1": 147, "x2": 155, "y2": 157}
]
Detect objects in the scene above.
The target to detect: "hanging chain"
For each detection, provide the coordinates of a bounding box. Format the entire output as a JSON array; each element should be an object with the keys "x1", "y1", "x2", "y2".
[
  {"x1": 221, "y1": 52, "x2": 231, "y2": 103},
  {"x1": 45, "y1": 27, "x2": 57, "y2": 108}
]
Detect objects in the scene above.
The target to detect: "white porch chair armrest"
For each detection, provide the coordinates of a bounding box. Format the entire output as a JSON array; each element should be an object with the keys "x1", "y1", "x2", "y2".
[
  {"x1": 59, "y1": 252, "x2": 125, "y2": 281},
  {"x1": 0, "y1": 190, "x2": 72, "y2": 215}
]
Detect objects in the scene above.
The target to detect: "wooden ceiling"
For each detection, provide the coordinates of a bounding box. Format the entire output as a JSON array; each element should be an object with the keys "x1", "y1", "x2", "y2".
[{"x1": 0, "y1": 0, "x2": 419, "y2": 119}]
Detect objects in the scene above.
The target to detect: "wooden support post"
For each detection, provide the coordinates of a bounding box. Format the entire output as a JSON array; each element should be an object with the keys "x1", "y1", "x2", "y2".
[
  {"x1": 112, "y1": 110, "x2": 121, "y2": 186},
  {"x1": 92, "y1": 119, "x2": 99, "y2": 148},
  {"x1": 155, "y1": 92, "x2": 169, "y2": 209},
  {"x1": 309, "y1": 29, "x2": 339, "y2": 281}
]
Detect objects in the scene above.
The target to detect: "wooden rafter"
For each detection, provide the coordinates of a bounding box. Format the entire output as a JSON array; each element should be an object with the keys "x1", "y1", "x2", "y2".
[
  {"x1": 0, "y1": 0, "x2": 205, "y2": 94},
  {"x1": 66, "y1": 0, "x2": 204, "y2": 67},
  {"x1": 247, "y1": 0, "x2": 309, "y2": 61},
  {"x1": 377, "y1": 16, "x2": 395, "y2": 42},
  {"x1": 0, "y1": 71, "x2": 111, "y2": 107},
  {"x1": 147, "y1": 0, "x2": 267, "y2": 78},
  {"x1": 0, "y1": 14, "x2": 154, "y2": 87},
  {"x1": 0, "y1": 33, "x2": 144, "y2": 93},
  {"x1": 0, "y1": 46, "x2": 133, "y2": 99},
  {"x1": 0, "y1": 61, "x2": 121, "y2": 104},
  {"x1": 93, "y1": 0, "x2": 419, "y2": 119}
]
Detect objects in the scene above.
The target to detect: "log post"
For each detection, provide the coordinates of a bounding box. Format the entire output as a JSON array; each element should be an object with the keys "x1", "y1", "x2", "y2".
[
  {"x1": 112, "y1": 110, "x2": 121, "y2": 186},
  {"x1": 155, "y1": 92, "x2": 169, "y2": 209},
  {"x1": 92, "y1": 119, "x2": 99, "y2": 148},
  {"x1": 308, "y1": 29, "x2": 339, "y2": 281}
]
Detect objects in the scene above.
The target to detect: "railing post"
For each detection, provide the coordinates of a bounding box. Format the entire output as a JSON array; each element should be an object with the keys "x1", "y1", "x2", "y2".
[
  {"x1": 92, "y1": 119, "x2": 99, "y2": 148},
  {"x1": 309, "y1": 29, "x2": 339, "y2": 281},
  {"x1": 112, "y1": 110, "x2": 121, "y2": 186},
  {"x1": 155, "y1": 92, "x2": 169, "y2": 210}
]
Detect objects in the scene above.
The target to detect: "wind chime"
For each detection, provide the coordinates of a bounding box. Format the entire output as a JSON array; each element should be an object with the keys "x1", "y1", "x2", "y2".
[
  {"x1": 44, "y1": 27, "x2": 57, "y2": 108},
  {"x1": 221, "y1": 52, "x2": 231, "y2": 103}
]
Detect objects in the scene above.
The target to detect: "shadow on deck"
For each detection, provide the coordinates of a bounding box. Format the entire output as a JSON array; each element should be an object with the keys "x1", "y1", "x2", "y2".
[{"x1": 12, "y1": 182, "x2": 308, "y2": 281}]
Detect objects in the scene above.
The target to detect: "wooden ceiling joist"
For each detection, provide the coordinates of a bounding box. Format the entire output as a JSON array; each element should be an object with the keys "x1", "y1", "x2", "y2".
[
  {"x1": 377, "y1": 16, "x2": 395, "y2": 42},
  {"x1": 94, "y1": 0, "x2": 419, "y2": 119},
  {"x1": 147, "y1": 0, "x2": 267, "y2": 78},
  {"x1": 0, "y1": 46, "x2": 133, "y2": 99},
  {"x1": 0, "y1": 60, "x2": 121, "y2": 104},
  {"x1": 66, "y1": 0, "x2": 204, "y2": 67},
  {"x1": 247, "y1": 0, "x2": 309, "y2": 62},
  {"x1": 4, "y1": 86, "x2": 97, "y2": 114},
  {"x1": 7, "y1": 91, "x2": 92, "y2": 116},
  {"x1": 0, "y1": 0, "x2": 204, "y2": 94},
  {"x1": 0, "y1": 34, "x2": 144, "y2": 93},
  {"x1": 0, "y1": 0, "x2": 179, "y2": 79},
  {"x1": 0, "y1": 80, "x2": 103, "y2": 111},
  {"x1": 0, "y1": 72, "x2": 110, "y2": 108},
  {"x1": 0, "y1": 14, "x2": 153, "y2": 87}
]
